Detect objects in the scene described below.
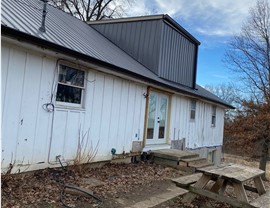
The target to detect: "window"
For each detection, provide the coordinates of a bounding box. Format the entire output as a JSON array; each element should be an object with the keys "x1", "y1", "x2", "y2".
[
  {"x1": 211, "y1": 106, "x2": 216, "y2": 126},
  {"x1": 56, "y1": 64, "x2": 85, "y2": 106},
  {"x1": 190, "y1": 99, "x2": 196, "y2": 120}
]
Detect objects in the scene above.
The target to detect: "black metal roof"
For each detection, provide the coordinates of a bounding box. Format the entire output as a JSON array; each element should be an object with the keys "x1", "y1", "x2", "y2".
[
  {"x1": 1, "y1": 0, "x2": 233, "y2": 108},
  {"x1": 89, "y1": 14, "x2": 201, "y2": 45}
]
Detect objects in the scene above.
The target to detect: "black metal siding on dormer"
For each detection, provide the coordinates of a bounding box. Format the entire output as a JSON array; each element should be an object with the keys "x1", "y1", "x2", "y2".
[
  {"x1": 91, "y1": 20, "x2": 163, "y2": 75},
  {"x1": 158, "y1": 22, "x2": 197, "y2": 88},
  {"x1": 91, "y1": 18, "x2": 198, "y2": 89}
]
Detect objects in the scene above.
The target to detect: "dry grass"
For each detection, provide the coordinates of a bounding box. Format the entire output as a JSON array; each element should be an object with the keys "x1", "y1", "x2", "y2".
[{"x1": 224, "y1": 153, "x2": 270, "y2": 179}]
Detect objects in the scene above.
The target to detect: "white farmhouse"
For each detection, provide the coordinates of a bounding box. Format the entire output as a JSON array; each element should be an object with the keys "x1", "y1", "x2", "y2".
[{"x1": 1, "y1": 0, "x2": 232, "y2": 173}]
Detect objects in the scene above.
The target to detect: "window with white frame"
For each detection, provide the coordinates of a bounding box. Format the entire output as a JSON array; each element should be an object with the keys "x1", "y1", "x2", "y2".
[
  {"x1": 56, "y1": 64, "x2": 85, "y2": 106},
  {"x1": 211, "y1": 106, "x2": 216, "y2": 126},
  {"x1": 190, "y1": 99, "x2": 196, "y2": 120}
]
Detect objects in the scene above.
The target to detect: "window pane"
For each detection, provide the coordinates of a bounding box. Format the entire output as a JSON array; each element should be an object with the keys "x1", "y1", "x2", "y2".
[
  {"x1": 158, "y1": 98, "x2": 167, "y2": 139},
  {"x1": 147, "y1": 94, "x2": 157, "y2": 139},
  {"x1": 211, "y1": 106, "x2": 216, "y2": 126},
  {"x1": 212, "y1": 116, "x2": 216, "y2": 126},
  {"x1": 190, "y1": 100, "x2": 196, "y2": 120},
  {"x1": 212, "y1": 106, "x2": 216, "y2": 116},
  {"x1": 190, "y1": 110, "x2": 195, "y2": 119},
  {"x1": 56, "y1": 84, "x2": 82, "y2": 104},
  {"x1": 191, "y1": 100, "x2": 196, "y2": 110},
  {"x1": 59, "y1": 65, "x2": 85, "y2": 87}
]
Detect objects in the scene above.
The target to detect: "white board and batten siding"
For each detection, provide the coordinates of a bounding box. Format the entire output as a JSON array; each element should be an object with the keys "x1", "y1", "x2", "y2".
[
  {"x1": 1, "y1": 43, "x2": 146, "y2": 172},
  {"x1": 170, "y1": 95, "x2": 225, "y2": 149}
]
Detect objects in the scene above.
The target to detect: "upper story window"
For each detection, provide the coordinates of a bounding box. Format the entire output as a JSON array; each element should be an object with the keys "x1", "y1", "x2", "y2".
[
  {"x1": 190, "y1": 99, "x2": 196, "y2": 120},
  {"x1": 56, "y1": 64, "x2": 85, "y2": 107},
  {"x1": 211, "y1": 106, "x2": 216, "y2": 127}
]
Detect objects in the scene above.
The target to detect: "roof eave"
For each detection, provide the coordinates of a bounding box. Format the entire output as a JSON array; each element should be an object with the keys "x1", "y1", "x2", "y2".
[
  {"x1": 87, "y1": 14, "x2": 164, "y2": 25},
  {"x1": 1, "y1": 25, "x2": 229, "y2": 108},
  {"x1": 163, "y1": 14, "x2": 200, "y2": 45}
]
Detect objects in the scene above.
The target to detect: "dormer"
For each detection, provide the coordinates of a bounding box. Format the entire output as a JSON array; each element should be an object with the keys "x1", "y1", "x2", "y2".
[{"x1": 89, "y1": 14, "x2": 200, "y2": 89}]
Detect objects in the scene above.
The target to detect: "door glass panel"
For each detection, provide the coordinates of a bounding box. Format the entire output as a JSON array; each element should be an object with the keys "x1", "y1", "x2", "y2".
[
  {"x1": 158, "y1": 97, "x2": 167, "y2": 139},
  {"x1": 147, "y1": 94, "x2": 157, "y2": 139}
]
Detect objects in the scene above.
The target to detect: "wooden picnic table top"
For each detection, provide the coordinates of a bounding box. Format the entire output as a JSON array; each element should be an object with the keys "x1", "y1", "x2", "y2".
[{"x1": 197, "y1": 163, "x2": 265, "y2": 183}]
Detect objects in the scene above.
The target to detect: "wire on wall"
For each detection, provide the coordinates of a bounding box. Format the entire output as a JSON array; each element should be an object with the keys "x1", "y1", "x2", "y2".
[{"x1": 46, "y1": 58, "x2": 96, "y2": 164}]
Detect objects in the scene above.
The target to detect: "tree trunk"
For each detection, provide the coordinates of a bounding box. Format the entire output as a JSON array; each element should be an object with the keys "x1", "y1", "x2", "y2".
[{"x1": 259, "y1": 138, "x2": 270, "y2": 180}]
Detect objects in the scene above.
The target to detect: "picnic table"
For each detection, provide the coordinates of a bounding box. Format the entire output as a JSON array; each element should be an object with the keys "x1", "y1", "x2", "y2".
[{"x1": 172, "y1": 163, "x2": 269, "y2": 208}]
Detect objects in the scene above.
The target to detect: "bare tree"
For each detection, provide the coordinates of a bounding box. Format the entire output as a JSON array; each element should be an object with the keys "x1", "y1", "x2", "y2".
[
  {"x1": 225, "y1": 0, "x2": 270, "y2": 103},
  {"x1": 48, "y1": 0, "x2": 132, "y2": 22},
  {"x1": 204, "y1": 83, "x2": 242, "y2": 122},
  {"x1": 224, "y1": 0, "x2": 270, "y2": 174}
]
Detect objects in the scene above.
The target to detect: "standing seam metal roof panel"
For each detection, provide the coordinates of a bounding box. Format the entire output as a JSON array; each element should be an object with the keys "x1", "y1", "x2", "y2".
[
  {"x1": 2, "y1": 0, "x2": 158, "y2": 78},
  {"x1": 91, "y1": 20, "x2": 163, "y2": 75},
  {"x1": 1, "y1": 0, "x2": 232, "y2": 108},
  {"x1": 158, "y1": 22, "x2": 195, "y2": 87}
]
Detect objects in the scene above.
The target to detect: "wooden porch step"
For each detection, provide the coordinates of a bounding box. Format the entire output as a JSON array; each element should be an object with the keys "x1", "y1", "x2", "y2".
[
  {"x1": 180, "y1": 157, "x2": 208, "y2": 166},
  {"x1": 151, "y1": 149, "x2": 213, "y2": 172},
  {"x1": 189, "y1": 161, "x2": 214, "y2": 169},
  {"x1": 151, "y1": 149, "x2": 199, "y2": 161},
  {"x1": 250, "y1": 190, "x2": 270, "y2": 208},
  {"x1": 171, "y1": 173, "x2": 202, "y2": 188}
]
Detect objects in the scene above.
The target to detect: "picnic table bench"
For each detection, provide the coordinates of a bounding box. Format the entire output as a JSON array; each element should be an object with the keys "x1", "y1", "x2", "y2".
[{"x1": 172, "y1": 163, "x2": 268, "y2": 208}]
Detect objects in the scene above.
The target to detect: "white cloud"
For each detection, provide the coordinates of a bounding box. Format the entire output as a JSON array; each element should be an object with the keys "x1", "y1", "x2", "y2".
[
  {"x1": 125, "y1": 0, "x2": 257, "y2": 37},
  {"x1": 124, "y1": 0, "x2": 152, "y2": 17}
]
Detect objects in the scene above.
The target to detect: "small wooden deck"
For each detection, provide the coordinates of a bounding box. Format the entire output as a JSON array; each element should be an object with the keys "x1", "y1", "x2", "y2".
[
  {"x1": 151, "y1": 149, "x2": 199, "y2": 160},
  {"x1": 151, "y1": 149, "x2": 213, "y2": 172}
]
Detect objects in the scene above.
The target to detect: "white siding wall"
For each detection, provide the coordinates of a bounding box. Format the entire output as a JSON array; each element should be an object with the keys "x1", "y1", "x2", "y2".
[
  {"x1": 1, "y1": 42, "x2": 226, "y2": 172},
  {"x1": 1, "y1": 45, "x2": 55, "y2": 168},
  {"x1": 1, "y1": 44, "x2": 146, "y2": 171},
  {"x1": 170, "y1": 95, "x2": 225, "y2": 149}
]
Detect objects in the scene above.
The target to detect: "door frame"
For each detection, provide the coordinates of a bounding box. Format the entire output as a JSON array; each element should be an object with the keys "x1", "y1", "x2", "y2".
[{"x1": 143, "y1": 88, "x2": 172, "y2": 147}]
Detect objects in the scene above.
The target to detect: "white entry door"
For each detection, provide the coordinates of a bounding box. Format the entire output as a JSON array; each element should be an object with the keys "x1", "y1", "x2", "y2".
[{"x1": 146, "y1": 92, "x2": 169, "y2": 144}]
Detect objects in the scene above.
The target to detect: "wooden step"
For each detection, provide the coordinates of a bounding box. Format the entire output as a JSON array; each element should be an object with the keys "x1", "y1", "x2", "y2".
[
  {"x1": 189, "y1": 161, "x2": 214, "y2": 169},
  {"x1": 178, "y1": 161, "x2": 214, "y2": 173},
  {"x1": 154, "y1": 157, "x2": 179, "y2": 168},
  {"x1": 171, "y1": 173, "x2": 203, "y2": 188},
  {"x1": 151, "y1": 149, "x2": 199, "y2": 161},
  {"x1": 180, "y1": 157, "x2": 208, "y2": 166},
  {"x1": 250, "y1": 190, "x2": 270, "y2": 208}
]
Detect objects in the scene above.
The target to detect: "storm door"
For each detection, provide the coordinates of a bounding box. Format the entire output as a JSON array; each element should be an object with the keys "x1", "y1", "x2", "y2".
[{"x1": 146, "y1": 92, "x2": 169, "y2": 144}]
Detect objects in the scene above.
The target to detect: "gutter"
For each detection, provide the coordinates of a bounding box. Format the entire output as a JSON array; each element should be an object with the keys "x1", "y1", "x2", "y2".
[{"x1": 1, "y1": 25, "x2": 233, "y2": 109}]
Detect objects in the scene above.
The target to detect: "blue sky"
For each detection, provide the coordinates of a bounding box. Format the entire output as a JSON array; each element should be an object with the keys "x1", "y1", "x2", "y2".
[{"x1": 123, "y1": 0, "x2": 257, "y2": 86}]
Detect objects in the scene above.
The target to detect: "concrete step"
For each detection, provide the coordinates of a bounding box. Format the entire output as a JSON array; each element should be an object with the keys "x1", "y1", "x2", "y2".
[{"x1": 116, "y1": 185, "x2": 188, "y2": 208}]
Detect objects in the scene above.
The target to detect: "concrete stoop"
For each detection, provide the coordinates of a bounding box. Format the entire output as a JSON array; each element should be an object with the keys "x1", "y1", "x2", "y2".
[
  {"x1": 117, "y1": 185, "x2": 188, "y2": 208},
  {"x1": 151, "y1": 149, "x2": 214, "y2": 172}
]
